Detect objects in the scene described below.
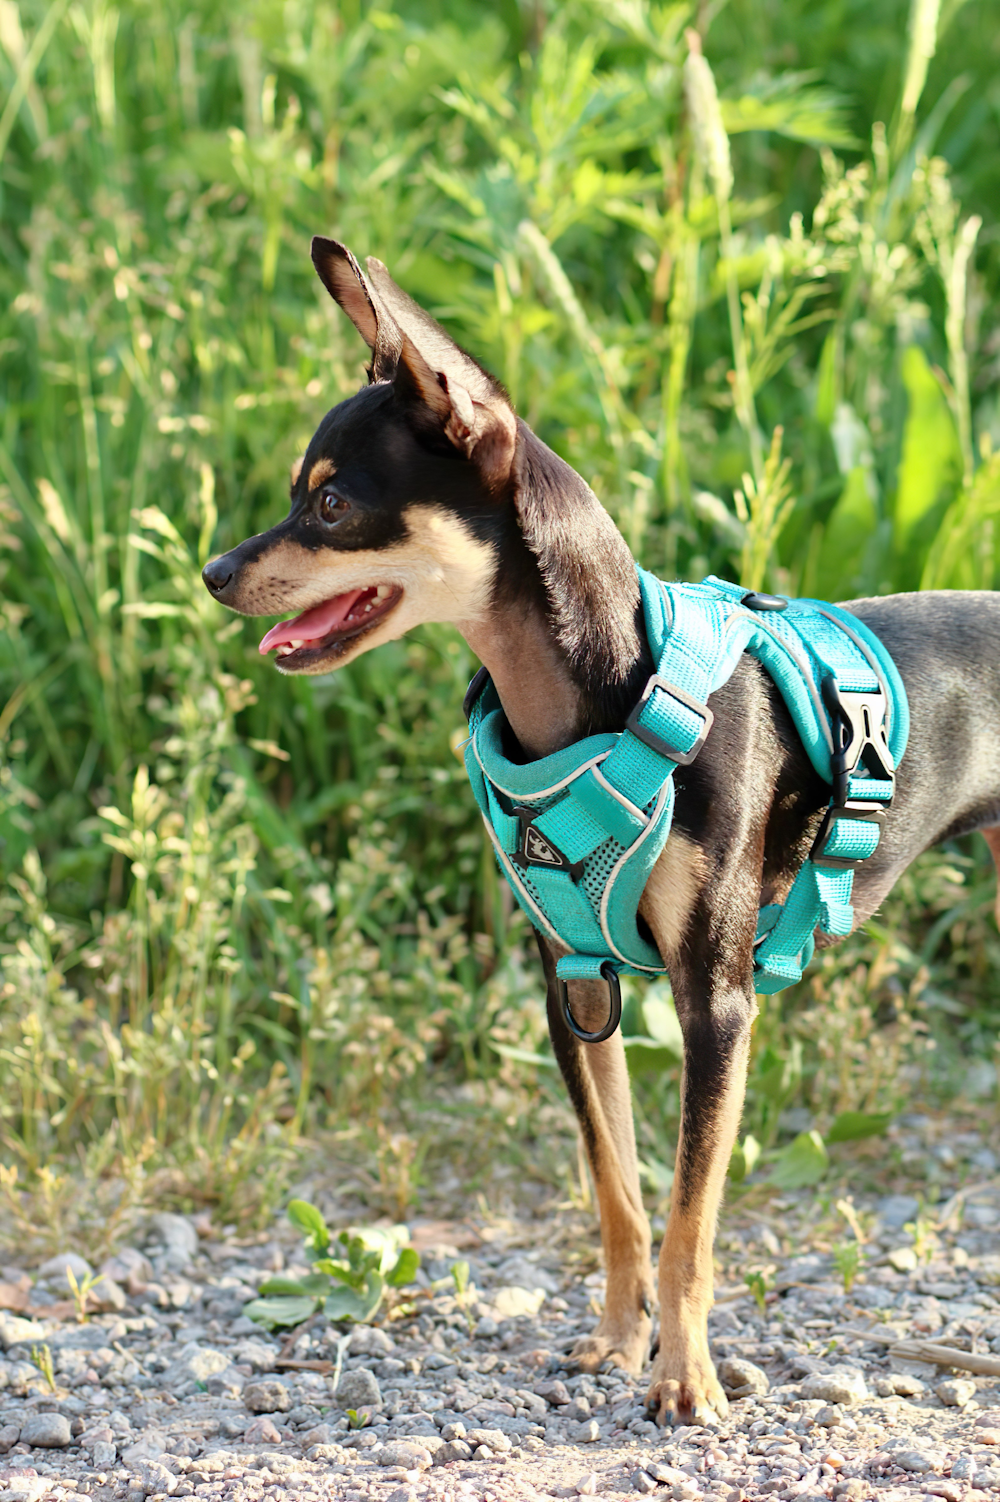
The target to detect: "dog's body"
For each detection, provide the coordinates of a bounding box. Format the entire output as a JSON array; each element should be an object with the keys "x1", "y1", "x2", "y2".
[{"x1": 204, "y1": 240, "x2": 1000, "y2": 1425}]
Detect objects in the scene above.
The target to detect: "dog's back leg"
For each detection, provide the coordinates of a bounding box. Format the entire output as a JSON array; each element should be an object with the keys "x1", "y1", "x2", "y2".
[{"x1": 538, "y1": 936, "x2": 654, "y2": 1377}]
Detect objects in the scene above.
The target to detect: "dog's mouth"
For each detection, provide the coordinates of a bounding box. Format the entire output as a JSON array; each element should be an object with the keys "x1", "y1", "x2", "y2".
[{"x1": 258, "y1": 584, "x2": 403, "y2": 669}]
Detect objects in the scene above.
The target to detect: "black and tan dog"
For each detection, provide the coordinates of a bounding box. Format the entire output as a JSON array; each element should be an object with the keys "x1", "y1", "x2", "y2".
[{"x1": 203, "y1": 238, "x2": 1000, "y2": 1426}]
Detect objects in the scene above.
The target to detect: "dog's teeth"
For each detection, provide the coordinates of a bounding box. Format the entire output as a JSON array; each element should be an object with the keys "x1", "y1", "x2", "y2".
[
  {"x1": 364, "y1": 603, "x2": 372, "y2": 612},
  {"x1": 375, "y1": 584, "x2": 391, "y2": 600},
  {"x1": 288, "y1": 639, "x2": 304, "y2": 649},
  {"x1": 276, "y1": 645, "x2": 293, "y2": 656}
]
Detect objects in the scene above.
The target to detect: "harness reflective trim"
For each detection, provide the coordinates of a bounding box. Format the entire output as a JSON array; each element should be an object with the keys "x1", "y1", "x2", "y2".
[{"x1": 463, "y1": 571, "x2": 909, "y2": 1005}]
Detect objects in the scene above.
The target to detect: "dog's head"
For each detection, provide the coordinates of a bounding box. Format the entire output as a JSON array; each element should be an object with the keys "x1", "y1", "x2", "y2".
[{"x1": 202, "y1": 239, "x2": 519, "y2": 675}]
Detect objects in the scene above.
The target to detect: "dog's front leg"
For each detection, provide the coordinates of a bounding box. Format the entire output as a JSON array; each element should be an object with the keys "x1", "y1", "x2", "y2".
[
  {"x1": 538, "y1": 936, "x2": 654, "y2": 1376},
  {"x1": 646, "y1": 962, "x2": 755, "y2": 1426}
]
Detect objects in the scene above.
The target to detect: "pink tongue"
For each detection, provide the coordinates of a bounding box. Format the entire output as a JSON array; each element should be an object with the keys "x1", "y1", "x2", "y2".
[{"x1": 259, "y1": 589, "x2": 368, "y2": 653}]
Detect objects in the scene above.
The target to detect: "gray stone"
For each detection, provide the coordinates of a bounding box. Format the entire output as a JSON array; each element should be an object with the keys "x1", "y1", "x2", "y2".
[
  {"x1": 243, "y1": 1415, "x2": 281, "y2": 1444},
  {"x1": 800, "y1": 1368, "x2": 868, "y2": 1405},
  {"x1": 473, "y1": 1316, "x2": 499, "y2": 1337},
  {"x1": 647, "y1": 1463, "x2": 692, "y2": 1485},
  {"x1": 935, "y1": 1376, "x2": 976, "y2": 1407},
  {"x1": 535, "y1": 1379, "x2": 571, "y2": 1405},
  {"x1": 0, "y1": 1421, "x2": 20, "y2": 1452},
  {"x1": 385, "y1": 1489, "x2": 418, "y2": 1502},
  {"x1": 131, "y1": 1460, "x2": 177, "y2": 1497},
  {"x1": 336, "y1": 1366, "x2": 382, "y2": 1410},
  {"x1": 98, "y1": 1248, "x2": 153, "y2": 1292},
  {"x1": 465, "y1": 1428, "x2": 511, "y2": 1453},
  {"x1": 877, "y1": 1194, "x2": 920, "y2": 1229},
  {"x1": 164, "y1": 1343, "x2": 230, "y2": 1387},
  {"x1": 568, "y1": 1418, "x2": 601, "y2": 1443},
  {"x1": 243, "y1": 1379, "x2": 291, "y2": 1413},
  {"x1": 378, "y1": 1440, "x2": 433, "y2": 1469},
  {"x1": 91, "y1": 1276, "x2": 127, "y2": 1312},
  {"x1": 473, "y1": 1444, "x2": 494, "y2": 1460},
  {"x1": 19, "y1": 1412, "x2": 73, "y2": 1448},
  {"x1": 232, "y1": 1337, "x2": 277, "y2": 1372},
  {"x1": 92, "y1": 1441, "x2": 118, "y2": 1468},
  {"x1": 576, "y1": 1474, "x2": 599, "y2": 1496},
  {"x1": 718, "y1": 1356, "x2": 769, "y2": 1397},
  {"x1": 0, "y1": 1312, "x2": 46, "y2": 1350},
  {"x1": 37, "y1": 1251, "x2": 93, "y2": 1291},
  {"x1": 631, "y1": 1472, "x2": 657, "y2": 1495},
  {"x1": 494, "y1": 1257, "x2": 559, "y2": 1294},
  {"x1": 121, "y1": 1433, "x2": 167, "y2": 1465},
  {"x1": 299, "y1": 1423, "x2": 332, "y2": 1447},
  {"x1": 894, "y1": 1449, "x2": 938, "y2": 1474},
  {"x1": 148, "y1": 1212, "x2": 199, "y2": 1268},
  {"x1": 951, "y1": 1458, "x2": 977, "y2": 1481},
  {"x1": 439, "y1": 1422, "x2": 467, "y2": 1441},
  {"x1": 347, "y1": 1324, "x2": 393, "y2": 1356},
  {"x1": 434, "y1": 1439, "x2": 473, "y2": 1463}
]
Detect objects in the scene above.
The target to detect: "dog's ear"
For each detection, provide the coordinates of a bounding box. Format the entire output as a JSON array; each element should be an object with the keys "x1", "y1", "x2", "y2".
[
  {"x1": 311, "y1": 237, "x2": 402, "y2": 381},
  {"x1": 365, "y1": 256, "x2": 516, "y2": 493}
]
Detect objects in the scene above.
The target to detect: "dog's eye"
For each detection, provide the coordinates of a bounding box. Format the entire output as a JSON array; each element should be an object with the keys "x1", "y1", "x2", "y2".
[{"x1": 318, "y1": 489, "x2": 351, "y2": 524}]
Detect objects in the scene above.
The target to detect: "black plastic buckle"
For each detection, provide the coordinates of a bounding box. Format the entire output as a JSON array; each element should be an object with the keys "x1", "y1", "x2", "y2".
[
  {"x1": 742, "y1": 590, "x2": 788, "y2": 612},
  {"x1": 558, "y1": 961, "x2": 623, "y2": 1044},
  {"x1": 625, "y1": 676, "x2": 714, "y2": 765},
  {"x1": 463, "y1": 665, "x2": 490, "y2": 722},
  {"x1": 810, "y1": 803, "x2": 886, "y2": 870},
  {"x1": 820, "y1": 675, "x2": 895, "y2": 807},
  {"x1": 510, "y1": 806, "x2": 584, "y2": 880}
]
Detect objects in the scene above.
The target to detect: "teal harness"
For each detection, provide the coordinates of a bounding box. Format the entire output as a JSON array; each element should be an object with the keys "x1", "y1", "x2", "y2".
[{"x1": 463, "y1": 571, "x2": 909, "y2": 1038}]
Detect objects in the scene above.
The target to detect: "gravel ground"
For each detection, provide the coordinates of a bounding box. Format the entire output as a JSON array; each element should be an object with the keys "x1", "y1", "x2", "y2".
[{"x1": 2, "y1": 1127, "x2": 1000, "y2": 1502}]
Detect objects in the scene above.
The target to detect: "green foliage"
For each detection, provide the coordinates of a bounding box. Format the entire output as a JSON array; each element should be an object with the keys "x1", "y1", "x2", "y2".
[
  {"x1": 832, "y1": 1239, "x2": 864, "y2": 1293},
  {"x1": 768, "y1": 1129, "x2": 830, "y2": 1189},
  {"x1": 0, "y1": 0, "x2": 999, "y2": 1214},
  {"x1": 244, "y1": 1198, "x2": 420, "y2": 1328}
]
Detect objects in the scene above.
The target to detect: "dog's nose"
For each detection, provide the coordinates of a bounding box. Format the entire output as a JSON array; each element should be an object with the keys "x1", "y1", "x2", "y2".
[{"x1": 202, "y1": 557, "x2": 234, "y2": 595}]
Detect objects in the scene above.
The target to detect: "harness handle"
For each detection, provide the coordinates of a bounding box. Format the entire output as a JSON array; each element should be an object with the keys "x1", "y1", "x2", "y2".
[{"x1": 558, "y1": 961, "x2": 623, "y2": 1044}]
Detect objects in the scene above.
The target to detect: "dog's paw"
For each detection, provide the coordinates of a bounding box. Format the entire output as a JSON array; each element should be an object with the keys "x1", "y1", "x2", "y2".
[
  {"x1": 645, "y1": 1363, "x2": 729, "y2": 1427},
  {"x1": 570, "y1": 1321, "x2": 650, "y2": 1378}
]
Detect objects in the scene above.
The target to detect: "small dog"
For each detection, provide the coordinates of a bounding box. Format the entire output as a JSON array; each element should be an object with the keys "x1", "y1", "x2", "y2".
[{"x1": 204, "y1": 238, "x2": 1000, "y2": 1425}]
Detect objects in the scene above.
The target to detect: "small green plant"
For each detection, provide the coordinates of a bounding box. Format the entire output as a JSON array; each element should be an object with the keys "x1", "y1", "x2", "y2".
[
  {"x1": 745, "y1": 1270, "x2": 772, "y2": 1313},
  {"x1": 904, "y1": 1209, "x2": 936, "y2": 1265},
  {"x1": 64, "y1": 1265, "x2": 107, "y2": 1323},
  {"x1": 832, "y1": 1240, "x2": 864, "y2": 1293},
  {"x1": 243, "y1": 1199, "x2": 420, "y2": 1329},
  {"x1": 450, "y1": 1258, "x2": 476, "y2": 1333},
  {"x1": 30, "y1": 1343, "x2": 57, "y2": 1394}
]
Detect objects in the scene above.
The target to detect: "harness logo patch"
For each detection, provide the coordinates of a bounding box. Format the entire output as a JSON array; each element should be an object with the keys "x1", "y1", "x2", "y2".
[{"x1": 525, "y1": 828, "x2": 562, "y2": 866}]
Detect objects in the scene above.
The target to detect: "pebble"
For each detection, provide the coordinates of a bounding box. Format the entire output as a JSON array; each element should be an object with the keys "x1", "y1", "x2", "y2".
[
  {"x1": 935, "y1": 1376, "x2": 976, "y2": 1406},
  {"x1": 18, "y1": 1412, "x2": 73, "y2": 1448},
  {"x1": 718, "y1": 1357, "x2": 769, "y2": 1397},
  {"x1": 379, "y1": 1440, "x2": 433, "y2": 1469},
  {"x1": 131, "y1": 1458, "x2": 177, "y2": 1496},
  {"x1": 242, "y1": 1378, "x2": 291, "y2": 1413},
  {"x1": 631, "y1": 1470, "x2": 657, "y2": 1494},
  {"x1": 335, "y1": 1367, "x2": 382, "y2": 1409},
  {"x1": 0, "y1": 1422, "x2": 21, "y2": 1452},
  {"x1": 800, "y1": 1368, "x2": 868, "y2": 1405},
  {"x1": 243, "y1": 1415, "x2": 280, "y2": 1443},
  {"x1": 568, "y1": 1418, "x2": 601, "y2": 1443},
  {"x1": 894, "y1": 1449, "x2": 939, "y2": 1473},
  {"x1": 576, "y1": 1472, "x2": 599, "y2": 1495}
]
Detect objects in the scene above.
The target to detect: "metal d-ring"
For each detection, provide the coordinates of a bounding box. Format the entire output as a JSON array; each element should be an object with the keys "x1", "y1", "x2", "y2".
[{"x1": 559, "y1": 961, "x2": 623, "y2": 1044}]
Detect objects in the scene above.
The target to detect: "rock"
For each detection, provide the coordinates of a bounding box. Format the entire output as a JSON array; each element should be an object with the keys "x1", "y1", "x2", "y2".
[
  {"x1": 434, "y1": 1439, "x2": 473, "y2": 1463},
  {"x1": 975, "y1": 1409, "x2": 1000, "y2": 1427},
  {"x1": 718, "y1": 1357, "x2": 769, "y2": 1397},
  {"x1": 299, "y1": 1424, "x2": 332, "y2": 1447},
  {"x1": 148, "y1": 1213, "x2": 199, "y2": 1269},
  {"x1": 494, "y1": 1257, "x2": 559, "y2": 1294},
  {"x1": 335, "y1": 1367, "x2": 382, "y2": 1410},
  {"x1": 19, "y1": 1412, "x2": 73, "y2": 1448},
  {"x1": 0, "y1": 1312, "x2": 47, "y2": 1349},
  {"x1": 164, "y1": 1344, "x2": 230, "y2": 1387},
  {"x1": 473, "y1": 1316, "x2": 499, "y2": 1337},
  {"x1": 243, "y1": 1379, "x2": 291, "y2": 1413},
  {"x1": 37, "y1": 1251, "x2": 93, "y2": 1291},
  {"x1": 90, "y1": 1276, "x2": 127, "y2": 1312},
  {"x1": 465, "y1": 1428, "x2": 511, "y2": 1453},
  {"x1": 800, "y1": 1368, "x2": 868, "y2": 1405},
  {"x1": 473, "y1": 1445, "x2": 494, "y2": 1460},
  {"x1": 98, "y1": 1248, "x2": 154, "y2": 1293},
  {"x1": 232, "y1": 1337, "x2": 277, "y2": 1372},
  {"x1": 886, "y1": 1247, "x2": 918, "y2": 1272},
  {"x1": 347, "y1": 1325, "x2": 393, "y2": 1356},
  {"x1": 243, "y1": 1416, "x2": 280, "y2": 1444},
  {"x1": 951, "y1": 1458, "x2": 977, "y2": 1480},
  {"x1": 975, "y1": 1427, "x2": 1000, "y2": 1445},
  {"x1": 121, "y1": 1434, "x2": 167, "y2": 1465},
  {"x1": 878, "y1": 1194, "x2": 919, "y2": 1229},
  {"x1": 131, "y1": 1460, "x2": 177, "y2": 1497},
  {"x1": 566, "y1": 1396, "x2": 591, "y2": 1420},
  {"x1": 0, "y1": 1421, "x2": 21, "y2": 1452},
  {"x1": 647, "y1": 1463, "x2": 692, "y2": 1485},
  {"x1": 385, "y1": 1489, "x2": 418, "y2": 1502},
  {"x1": 576, "y1": 1475, "x2": 599, "y2": 1496},
  {"x1": 569, "y1": 1418, "x2": 601, "y2": 1444},
  {"x1": 491, "y1": 1285, "x2": 546, "y2": 1319},
  {"x1": 924, "y1": 1482, "x2": 963, "y2": 1502},
  {"x1": 378, "y1": 1440, "x2": 433, "y2": 1470},
  {"x1": 535, "y1": 1378, "x2": 571, "y2": 1405},
  {"x1": 935, "y1": 1376, "x2": 976, "y2": 1406},
  {"x1": 631, "y1": 1472, "x2": 657, "y2": 1495},
  {"x1": 894, "y1": 1449, "x2": 938, "y2": 1473},
  {"x1": 439, "y1": 1422, "x2": 467, "y2": 1441}
]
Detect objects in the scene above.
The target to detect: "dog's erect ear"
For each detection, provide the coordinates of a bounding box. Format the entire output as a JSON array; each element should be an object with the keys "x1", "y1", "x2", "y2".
[
  {"x1": 365, "y1": 256, "x2": 516, "y2": 493},
  {"x1": 311, "y1": 237, "x2": 402, "y2": 381}
]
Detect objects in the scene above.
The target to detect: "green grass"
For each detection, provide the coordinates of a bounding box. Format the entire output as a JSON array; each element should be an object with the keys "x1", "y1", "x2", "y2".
[{"x1": 1, "y1": 0, "x2": 999, "y2": 1242}]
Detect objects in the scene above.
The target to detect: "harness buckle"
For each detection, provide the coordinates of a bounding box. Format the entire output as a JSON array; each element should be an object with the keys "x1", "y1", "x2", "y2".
[
  {"x1": 821, "y1": 675, "x2": 895, "y2": 807},
  {"x1": 510, "y1": 806, "x2": 584, "y2": 880},
  {"x1": 558, "y1": 961, "x2": 623, "y2": 1044},
  {"x1": 810, "y1": 802, "x2": 886, "y2": 870},
  {"x1": 625, "y1": 676, "x2": 714, "y2": 765}
]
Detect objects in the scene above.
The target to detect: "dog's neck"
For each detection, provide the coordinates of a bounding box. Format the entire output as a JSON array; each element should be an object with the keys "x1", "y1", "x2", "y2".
[{"x1": 459, "y1": 424, "x2": 653, "y2": 760}]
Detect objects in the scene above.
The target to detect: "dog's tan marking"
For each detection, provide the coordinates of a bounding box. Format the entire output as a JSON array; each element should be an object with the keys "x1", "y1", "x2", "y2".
[
  {"x1": 549, "y1": 963, "x2": 654, "y2": 1378},
  {"x1": 307, "y1": 458, "x2": 336, "y2": 492},
  {"x1": 640, "y1": 834, "x2": 707, "y2": 961},
  {"x1": 290, "y1": 455, "x2": 305, "y2": 488},
  {"x1": 219, "y1": 505, "x2": 498, "y2": 674}
]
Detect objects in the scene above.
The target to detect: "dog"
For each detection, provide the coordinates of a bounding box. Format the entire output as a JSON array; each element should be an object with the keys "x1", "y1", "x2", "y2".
[{"x1": 203, "y1": 237, "x2": 1000, "y2": 1426}]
